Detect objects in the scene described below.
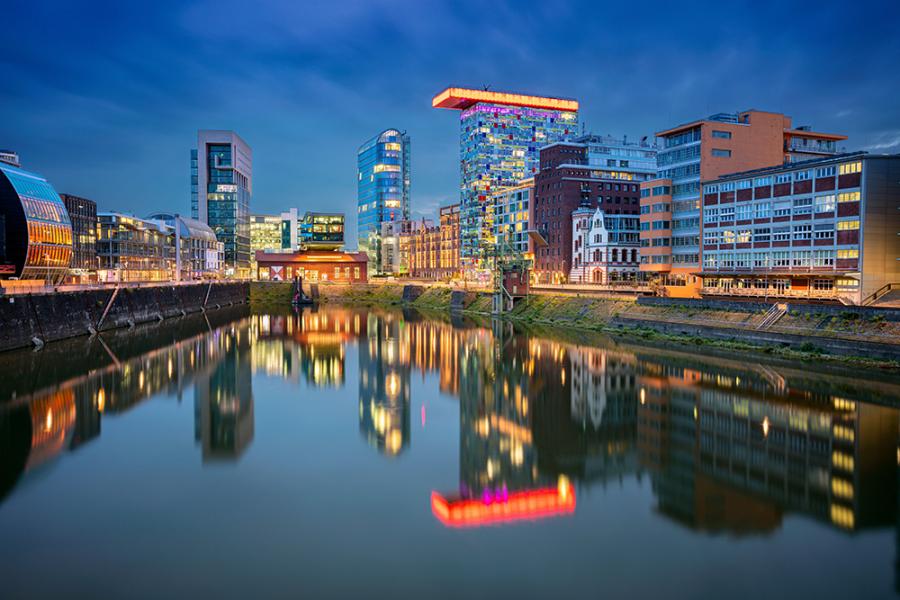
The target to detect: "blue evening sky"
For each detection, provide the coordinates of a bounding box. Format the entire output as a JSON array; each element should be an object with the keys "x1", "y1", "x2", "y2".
[{"x1": 2, "y1": 0, "x2": 898, "y2": 243}]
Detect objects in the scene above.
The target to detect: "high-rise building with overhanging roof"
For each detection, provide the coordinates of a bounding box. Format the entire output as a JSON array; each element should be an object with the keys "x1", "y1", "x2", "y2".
[
  {"x1": 433, "y1": 87, "x2": 579, "y2": 272},
  {"x1": 357, "y1": 129, "x2": 410, "y2": 274},
  {"x1": 192, "y1": 130, "x2": 252, "y2": 278}
]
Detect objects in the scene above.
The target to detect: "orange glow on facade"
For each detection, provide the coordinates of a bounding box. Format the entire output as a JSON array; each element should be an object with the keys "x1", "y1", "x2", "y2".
[
  {"x1": 431, "y1": 482, "x2": 576, "y2": 528},
  {"x1": 432, "y1": 87, "x2": 579, "y2": 112}
]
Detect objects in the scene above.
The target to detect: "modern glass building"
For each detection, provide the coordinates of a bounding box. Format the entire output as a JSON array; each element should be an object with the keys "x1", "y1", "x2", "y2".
[
  {"x1": 0, "y1": 160, "x2": 73, "y2": 284},
  {"x1": 300, "y1": 212, "x2": 344, "y2": 250},
  {"x1": 192, "y1": 130, "x2": 252, "y2": 278},
  {"x1": 357, "y1": 129, "x2": 410, "y2": 274},
  {"x1": 59, "y1": 193, "x2": 98, "y2": 278},
  {"x1": 433, "y1": 87, "x2": 579, "y2": 272}
]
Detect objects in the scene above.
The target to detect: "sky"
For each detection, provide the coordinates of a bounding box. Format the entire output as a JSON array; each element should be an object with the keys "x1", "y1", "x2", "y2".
[{"x1": 2, "y1": 0, "x2": 899, "y2": 243}]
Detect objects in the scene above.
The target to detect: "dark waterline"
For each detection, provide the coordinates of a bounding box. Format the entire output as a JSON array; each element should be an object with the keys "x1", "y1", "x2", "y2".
[{"x1": 1, "y1": 305, "x2": 899, "y2": 599}]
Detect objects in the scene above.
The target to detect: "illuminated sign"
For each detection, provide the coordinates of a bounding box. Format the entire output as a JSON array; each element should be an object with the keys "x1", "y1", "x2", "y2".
[
  {"x1": 432, "y1": 87, "x2": 579, "y2": 112},
  {"x1": 216, "y1": 184, "x2": 237, "y2": 193},
  {"x1": 431, "y1": 478, "x2": 575, "y2": 528}
]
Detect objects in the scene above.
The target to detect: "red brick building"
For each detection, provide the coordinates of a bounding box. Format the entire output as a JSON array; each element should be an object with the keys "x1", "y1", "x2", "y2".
[
  {"x1": 531, "y1": 142, "x2": 644, "y2": 284},
  {"x1": 255, "y1": 250, "x2": 367, "y2": 283}
]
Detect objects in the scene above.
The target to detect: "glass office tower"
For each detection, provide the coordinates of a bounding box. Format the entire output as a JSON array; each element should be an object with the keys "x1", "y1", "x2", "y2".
[
  {"x1": 192, "y1": 130, "x2": 252, "y2": 278},
  {"x1": 433, "y1": 88, "x2": 578, "y2": 272},
  {"x1": 357, "y1": 129, "x2": 410, "y2": 274}
]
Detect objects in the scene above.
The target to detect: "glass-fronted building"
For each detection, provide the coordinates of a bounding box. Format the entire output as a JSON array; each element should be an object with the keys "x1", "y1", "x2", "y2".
[
  {"x1": 357, "y1": 129, "x2": 410, "y2": 274},
  {"x1": 192, "y1": 130, "x2": 252, "y2": 278},
  {"x1": 250, "y1": 214, "x2": 283, "y2": 276},
  {"x1": 433, "y1": 87, "x2": 578, "y2": 272},
  {"x1": 300, "y1": 212, "x2": 344, "y2": 250},
  {"x1": 0, "y1": 160, "x2": 73, "y2": 284},
  {"x1": 147, "y1": 213, "x2": 225, "y2": 280},
  {"x1": 59, "y1": 193, "x2": 98, "y2": 278},
  {"x1": 96, "y1": 213, "x2": 174, "y2": 282}
]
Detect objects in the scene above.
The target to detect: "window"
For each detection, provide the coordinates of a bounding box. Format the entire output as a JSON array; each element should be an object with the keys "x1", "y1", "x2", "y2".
[
  {"x1": 720, "y1": 254, "x2": 734, "y2": 268},
  {"x1": 775, "y1": 174, "x2": 792, "y2": 184},
  {"x1": 837, "y1": 220, "x2": 859, "y2": 231},
  {"x1": 755, "y1": 203, "x2": 771, "y2": 219},
  {"x1": 703, "y1": 231, "x2": 719, "y2": 244},
  {"x1": 712, "y1": 130, "x2": 732, "y2": 139},
  {"x1": 712, "y1": 149, "x2": 732, "y2": 157},
  {"x1": 814, "y1": 223, "x2": 834, "y2": 239},
  {"x1": 836, "y1": 278, "x2": 859, "y2": 289},
  {"x1": 793, "y1": 224, "x2": 812, "y2": 240},
  {"x1": 773, "y1": 251, "x2": 790, "y2": 267},
  {"x1": 773, "y1": 201, "x2": 791, "y2": 217},
  {"x1": 792, "y1": 198, "x2": 813, "y2": 215},
  {"x1": 719, "y1": 206, "x2": 735, "y2": 220},
  {"x1": 755, "y1": 176, "x2": 772, "y2": 187},
  {"x1": 722, "y1": 229, "x2": 735, "y2": 244},
  {"x1": 721, "y1": 182, "x2": 735, "y2": 192},
  {"x1": 704, "y1": 208, "x2": 718, "y2": 223},
  {"x1": 652, "y1": 220, "x2": 670, "y2": 230},
  {"x1": 792, "y1": 250, "x2": 811, "y2": 266},
  {"x1": 737, "y1": 229, "x2": 751, "y2": 243},
  {"x1": 838, "y1": 161, "x2": 862, "y2": 175},
  {"x1": 736, "y1": 204, "x2": 752, "y2": 221},
  {"x1": 773, "y1": 226, "x2": 790, "y2": 241},
  {"x1": 737, "y1": 180, "x2": 752, "y2": 190},
  {"x1": 815, "y1": 195, "x2": 836, "y2": 213},
  {"x1": 837, "y1": 249, "x2": 859, "y2": 259},
  {"x1": 704, "y1": 254, "x2": 717, "y2": 268},
  {"x1": 795, "y1": 170, "x2": 812, "y2": 181},
  {"x1": 816, "y1": 166, "x2": 836, "y2": 178},
  {"x1": 814, "y1": 250, "x2": 835, "y2": 267},
  {"x1": 754, "y1": 228, "x2": 771, "y2": 242},
  {"x1": 753, "y1": 252, "x2": 769, "y2": 268},
  {"x1": 838, "y1": 191, "x2": 860, "y2": 203}
]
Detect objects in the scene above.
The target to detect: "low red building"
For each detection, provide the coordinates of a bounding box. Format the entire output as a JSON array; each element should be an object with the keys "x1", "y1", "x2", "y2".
[{"x1": 255, "y1": 250, "x2": 368, "y2": 283}]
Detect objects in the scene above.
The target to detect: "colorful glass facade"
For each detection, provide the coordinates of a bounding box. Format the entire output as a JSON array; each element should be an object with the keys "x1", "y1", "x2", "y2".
[
  {"x1": 0, "y1": 161, "x2": 73, "y2": 284},
  {"x1": 357, "y1": 129, "x2": 410, "y2": 274},
  {"x1": 435, "y1": 89, "x2": 578, "y2": 271}
]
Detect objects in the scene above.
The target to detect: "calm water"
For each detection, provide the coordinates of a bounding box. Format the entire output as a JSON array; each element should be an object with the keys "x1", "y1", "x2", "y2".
[{"x1": 2, "y1": 305, "x2": 900, "y2": 598}]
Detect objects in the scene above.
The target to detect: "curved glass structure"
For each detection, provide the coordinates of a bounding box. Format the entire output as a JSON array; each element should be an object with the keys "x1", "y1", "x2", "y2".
[
  {"x1": 357, "y1": 129, "x2": 410, "y2": 273},
  {"x1": 0, "y1": 162, "x2": 72, "y2": 284}
]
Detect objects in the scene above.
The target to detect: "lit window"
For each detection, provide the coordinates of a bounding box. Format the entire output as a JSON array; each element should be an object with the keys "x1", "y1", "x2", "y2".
[{"x1": 838, "y1": 161, "x2": 861, "y2": 175}]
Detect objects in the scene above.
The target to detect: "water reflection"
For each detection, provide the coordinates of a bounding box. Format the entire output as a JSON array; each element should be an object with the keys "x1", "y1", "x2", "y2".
[{"x1": 1, "y1": 306, "x2": 899, "y2": 549}]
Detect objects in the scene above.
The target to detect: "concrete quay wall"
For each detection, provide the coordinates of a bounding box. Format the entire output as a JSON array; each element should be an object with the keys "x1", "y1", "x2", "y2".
[{"x1": 0, "y1": 282, "x2": 249, "y2": 353}]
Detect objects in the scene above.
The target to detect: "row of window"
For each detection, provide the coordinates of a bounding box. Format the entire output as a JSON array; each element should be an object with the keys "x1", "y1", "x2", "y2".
[
  {"x1": 703, "y1": 249, "x2": 857, "y2": 269},
  {"x1": 704, "y1": 193, "x2": 859, "y2": 223},
  {"x1": 704, "y1": 220, "x2": 858, "y2": 244},
  {"x1": 705, "y1": 162, "x2": 862, "y2": 193}
]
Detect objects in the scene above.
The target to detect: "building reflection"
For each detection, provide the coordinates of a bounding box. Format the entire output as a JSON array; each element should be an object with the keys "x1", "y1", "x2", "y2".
[
  {"x1": 359, "y1": 312, "x2": 411, "y2": 456},
  {"x1": 194, "y1": 324, "x2": 254, "y2": 462},
  {"x1": 635, "y1": 358, "x2": 899, "y2": 535},
  {"x1": 1, "y1": 305, "x2": 899, "y2": 555},
  {"x1": 250, "y1": 310, "x2": 361, "y2": 387}
]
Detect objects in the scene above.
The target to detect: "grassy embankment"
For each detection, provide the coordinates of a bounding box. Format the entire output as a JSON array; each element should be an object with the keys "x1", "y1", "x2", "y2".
[{"x1": 332, "y1": 284, "x2": 899, "y2": 368}]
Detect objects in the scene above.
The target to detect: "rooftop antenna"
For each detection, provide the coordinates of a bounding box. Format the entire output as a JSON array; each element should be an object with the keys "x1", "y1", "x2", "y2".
[{"x1": 482, "y1": 84, "x2": 491, "y2": 91}]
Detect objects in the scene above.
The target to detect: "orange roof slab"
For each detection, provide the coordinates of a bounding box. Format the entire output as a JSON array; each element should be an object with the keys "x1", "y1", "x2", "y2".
[{"x1": 432, "y1": 87, "x2": 578, "y2": 112}]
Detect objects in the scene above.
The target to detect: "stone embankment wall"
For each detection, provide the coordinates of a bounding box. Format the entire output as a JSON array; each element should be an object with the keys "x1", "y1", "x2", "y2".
[{"x1": 0, "y1": 282, "x2": 248, "y2": 353}]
